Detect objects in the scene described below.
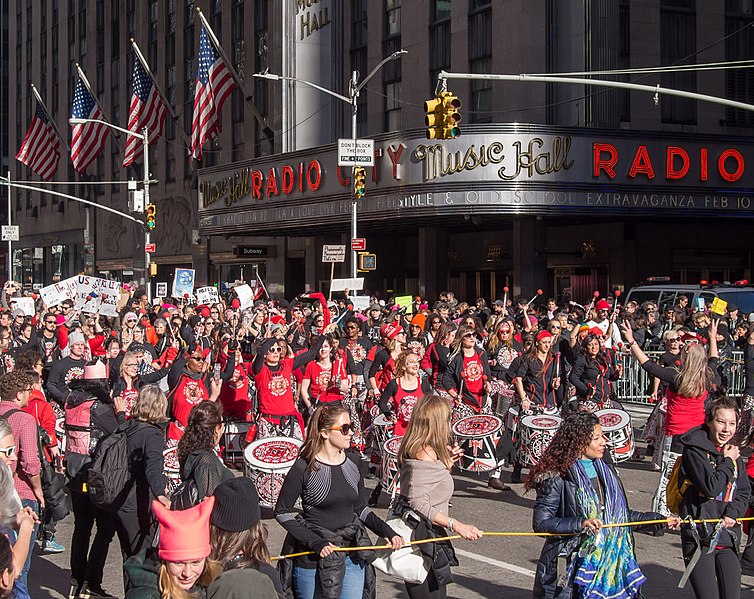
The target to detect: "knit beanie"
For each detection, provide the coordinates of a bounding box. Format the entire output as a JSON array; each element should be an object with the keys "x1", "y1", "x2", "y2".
[
  {"x1": 210, "y1": 478, "x2": 261, "y2": 532},
  {"x1": 410, "y1": 314, "x2": 426, "y2": 329},
  {"x1": 153, "y1": 496, "x2": 214, "y2": 562}
]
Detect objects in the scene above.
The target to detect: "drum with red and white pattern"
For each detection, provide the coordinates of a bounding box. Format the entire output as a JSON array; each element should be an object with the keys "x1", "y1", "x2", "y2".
[
  {"x1": 52, "y1": 401, "x2": 66, "y2": 454},
  {"x1": 380, "y1": 436, "x2": 403, "y2": 496},
  {"x1": 595, "y1": 408, "x2": 634, "y2": 463},
  {"x1": 222, "y1": 420, "x2": 251, "y2": 468},
  {"x1": 505, "y1": 406, "x2": 520, "y2": 435},
  {"x1": 243, "y1": 436, "x2": 303, "y2": 508},
  {"x1": 518, "y1": 414, "x2": 562, "y2": 466},
  {"x1": 452, "y1": 415, "x2": 503, "y2": 472}
]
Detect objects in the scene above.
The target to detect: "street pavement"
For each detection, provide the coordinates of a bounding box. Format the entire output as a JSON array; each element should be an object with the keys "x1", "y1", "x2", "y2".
[{"x1": 28, "y1": 406, "x2": 754, "y2": 598}]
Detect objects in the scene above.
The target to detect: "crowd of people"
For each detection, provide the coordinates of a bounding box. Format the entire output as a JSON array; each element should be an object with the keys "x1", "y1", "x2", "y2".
[{"x1": 0, "y1": 282, "x2": 751, "y2": 598}]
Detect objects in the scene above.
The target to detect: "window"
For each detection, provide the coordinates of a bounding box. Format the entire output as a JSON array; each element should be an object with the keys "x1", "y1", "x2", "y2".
[
  {"x1": 385, "y1": 0, "x2": 401, "y2": 37},
  {"x1": 469, "y1": 3, "x2": 492, "y2": 123},
  {"x1": 618, "y1": 0, "x2": 631, "y2": 122},
  {"x1": 383, "y1": 35, "x2": 403, "y2": 132},
  {"x1": 111, "y1": 58, "x2": 120, "y2": 123},
  {"x1": 429, "y1": 2, "x2": 451, "y2": 95},
  {"x1": 254, "y1": 0, "x2": 272, "y2": 155},
  {"x1": 149, "y1": 0, "x2": 159, "y2": 67},
  {"x1": 112, "y1": 0, "x2": 120, "y2": 57},
  {"x1": 79, "y1": 1, "x2": 87, "y2": 60},
  {"x1": 725, "y1": 0, "x2": 754, "y2": 126},
  {"x1": 660, "y1": 0, "x2": 697, "y2": 124},
  {"x1": 351, "y1": 0, "x2": 368, "y2": 129},
  {"x1": 211, "y1": 0, "x2": 222, "y2": 40},
  {"x1": 96, "y1": 0, "x2": 105, "y2": 64}
]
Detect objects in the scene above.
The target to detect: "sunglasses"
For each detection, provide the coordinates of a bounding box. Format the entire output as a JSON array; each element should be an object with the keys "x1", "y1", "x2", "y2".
[
  {"x1": 667, "y1": 337, "x2": 680, "y2": 342},
  {"x1": 0, "y1": 446, "x2": 15, "y2": 458},
  {"x1": 267, "y1": 347, "x2": 283, "y2": 354},
  {"x1": 463, "y1": 332, "x2": 475, "y2": 338},
  {"x1": 549, "y1": 325, "x2": 561, "y2": 330},
  {"x1": 45, "y1": 320, "x2": 56, "y2": 324},
  {"x1": 328, "y1": 423, "x2": 353, "y2": 435}
]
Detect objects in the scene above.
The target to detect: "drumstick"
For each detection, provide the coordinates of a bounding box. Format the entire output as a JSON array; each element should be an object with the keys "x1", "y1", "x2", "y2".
[
  {"x1": 524, "y1": 289, "x2": 543, "y2": 309},
  {"x1": 585, "y1": 290, "x2": 600, "y2": 315},
  {"x1": 502, "y1": 286, "x2": 509, "y2": 315},
  {"x1": 610, "y1": 290, "x2": 622, "y2": 320}
]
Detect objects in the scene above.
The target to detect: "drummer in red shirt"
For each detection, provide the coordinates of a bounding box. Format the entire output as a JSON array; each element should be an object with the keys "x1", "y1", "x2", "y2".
[
  {"x1": 300, "y1": 336, "x2": 349, "y2": 412},
  {"x1": 442, "y1": 324, "x2": 493, "y2": 422},
  {"x1": 379, "y1": 351, "x2": 433, "y2": 436},
  {"x1": 252, "y1": 326, "x2": 327, "y2": 441}
]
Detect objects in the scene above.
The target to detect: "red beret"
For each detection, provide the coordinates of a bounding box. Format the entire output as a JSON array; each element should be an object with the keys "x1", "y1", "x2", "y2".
[{"x1": 536, "y1": 330, "x2": 552, "y2": 341}]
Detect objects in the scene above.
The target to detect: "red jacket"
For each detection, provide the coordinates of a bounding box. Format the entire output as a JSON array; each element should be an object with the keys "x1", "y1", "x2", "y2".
[{"x1": 22, "y1": 390, "x2": 58, "y2": 462}]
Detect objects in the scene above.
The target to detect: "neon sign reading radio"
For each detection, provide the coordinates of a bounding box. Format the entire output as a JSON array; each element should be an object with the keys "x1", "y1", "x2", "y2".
[
  {"x1": 593, "y1": 144, "x2": 746, "y2": 182},
  {"x1": 200, "y1": 160, "x2": 322, "y2": 208}
]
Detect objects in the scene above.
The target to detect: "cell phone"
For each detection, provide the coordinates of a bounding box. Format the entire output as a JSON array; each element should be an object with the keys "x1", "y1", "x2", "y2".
[{"x1": 213, "y1": 363, "x2": 221, "y2": 380}]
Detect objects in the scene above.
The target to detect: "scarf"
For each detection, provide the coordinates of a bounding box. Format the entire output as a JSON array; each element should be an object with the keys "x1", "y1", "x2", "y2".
[{"x1": 570, "y1": 459, "x2": 646, "y2": 599}]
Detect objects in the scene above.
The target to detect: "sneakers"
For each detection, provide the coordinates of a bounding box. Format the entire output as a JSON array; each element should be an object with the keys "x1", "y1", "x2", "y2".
[
  {"x1": 487, "y1": 477, "x2": 512, "y2": 491},
  {"x1": 80, "y1": 583, "x2": 117, "y2": 598},
  {"x1": 68, "y1": 580, "x2": 83, "y2": 599},
  {"x1": 41, "y1": 537, "x2": 65, "y2": 554}
]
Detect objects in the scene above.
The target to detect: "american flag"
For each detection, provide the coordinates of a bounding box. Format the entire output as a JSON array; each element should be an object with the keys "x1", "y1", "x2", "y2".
[
  {"x1": 70, "y1": 77, "x2": 110, "y2": 174},
  {"x1": 123, "y1": 59, "x2": 167, "y2": 167},
  {"x1": 15, "y1": 104, "x2": 61, "y2": 180},
  {"x1": 191, "y1": 26, "x2": 235, "y2": 160}
]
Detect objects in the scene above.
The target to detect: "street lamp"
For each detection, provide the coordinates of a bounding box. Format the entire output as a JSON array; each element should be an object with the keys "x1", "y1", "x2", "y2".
[
  {"x1": 255, "y1": 49, "x2": 407, "y2": 278},
  {"x1": 68, "y1": 118, "x2": 152, "y2": 301}
]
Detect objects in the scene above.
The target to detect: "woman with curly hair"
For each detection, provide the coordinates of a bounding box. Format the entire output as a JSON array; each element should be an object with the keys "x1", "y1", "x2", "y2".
[
  {"x1": 525, "y1": 412, "x2": 679, "y2": 599},
  {"x1": 176, "y1": 402, "x2": 233, "y2": 505},
  {"x1": 568, "y1": 333, "x2": 621, "y2": 413}
]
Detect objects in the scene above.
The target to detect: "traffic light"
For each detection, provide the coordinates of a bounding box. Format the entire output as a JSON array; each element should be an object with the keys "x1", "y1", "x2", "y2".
[
  {"x1": 424, "y1": 96, "x2": 443, "y2": 140},
  {"x1": 358, "y1": 252, "x2": 377, "y2": 271},
  {"x1": 145, "y1": 203, "x2": 156, "y2": 229},
  {"x1": 353, "y1": 166, "x2": 366, "y2": 198},
  {"x1": 149, "y1": 262, "x2": 157, "y2": 276},
  {"x1": 440, "y1": 92, "x2": 462, "y2": 139}
]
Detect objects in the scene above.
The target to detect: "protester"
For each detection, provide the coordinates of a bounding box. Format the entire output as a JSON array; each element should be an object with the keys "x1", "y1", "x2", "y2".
[
  {"x1": 397, "y1": 394, "x2": 482, "y2": 599},
  {"x1": 526, "y1": 412, "x2": 679, "y2": 599}
]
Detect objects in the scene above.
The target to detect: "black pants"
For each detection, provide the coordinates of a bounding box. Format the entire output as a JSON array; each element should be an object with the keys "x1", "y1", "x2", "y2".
[
  {"x1": 683, "y1": 543, "x2": 741, "y2": 599},
  {"x1": 405, "y1": 569, "x2": 447, "y2": 599},
  {"x1": 114, "y1": 507, "x2": 156, "y2": 560},
  {"x1": 69, "y1": 489, "x2": 116, "y2": 587}
]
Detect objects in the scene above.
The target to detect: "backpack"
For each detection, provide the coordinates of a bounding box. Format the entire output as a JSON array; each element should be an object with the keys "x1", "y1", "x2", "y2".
[
  {"x1": 87, "y1": 423, "x2": 132, "y2": 509},
  {"x1": 666, "y1": 455, "x2": 693, "y2": 515}
]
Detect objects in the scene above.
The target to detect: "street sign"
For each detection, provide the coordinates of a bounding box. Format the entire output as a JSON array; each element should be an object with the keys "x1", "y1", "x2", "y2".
[
  {"x1": 145, "y1": 243, "x2": 156, "y2": 253},
  {"x1": 351, "y1": 237, "x2": 366, "y2": 251},
  {"x1": 337, "y1": 138, "x2": 375, "y2": 166},
  {"x1": 1, "y1": 226, "x2": 19, "y2": 242},
  {"x1": 322, "y1": 244, "x2": 346, "y2": 263}
]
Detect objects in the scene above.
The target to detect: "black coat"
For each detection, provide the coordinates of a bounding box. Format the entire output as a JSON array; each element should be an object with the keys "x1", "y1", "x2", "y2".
[
  {"x1": 678, "y1": 425, "x2": 751, "y2": 551},
  {"x1": 531, "y1": 464, "x2": 662, "y2": 599},
  {"x1": 120, "y1": 420, "x2": 168, "y2": 513},
  {"x1": 568, "y1": 353, "x2": 618, "y2": 405}
]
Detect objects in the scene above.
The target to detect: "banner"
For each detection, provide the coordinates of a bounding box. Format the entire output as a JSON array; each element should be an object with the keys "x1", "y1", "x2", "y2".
[
  {"x1": 172, "y1": 268, "x2": 196, "y2": 299},
  {"x1": 195, "y1": 286, "x2": 220, "y2": 306},
  {"x1": 75, "y1": 276, "x2": 122, "y2": 316},
  {"x1": 234, "y1": 284, "x2": 254, "y2": 310},
  {"x1": 394, "y1": 295, "x2": 413, "y2": 311},
  {"x1": 39, "y1": 276, "x2": 77, "y2": 307}
]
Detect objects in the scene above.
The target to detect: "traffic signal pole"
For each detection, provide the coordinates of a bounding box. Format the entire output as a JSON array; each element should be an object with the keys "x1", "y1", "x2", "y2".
[
  {"x1": 437, "y1": 70, "x2": 754, "y2": 115},
  {"x1": 350, "y1": 71, "x2": 358, "y2": 278}
]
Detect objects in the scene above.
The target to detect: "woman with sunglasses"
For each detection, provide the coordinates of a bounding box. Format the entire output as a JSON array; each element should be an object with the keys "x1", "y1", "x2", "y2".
[
  {"x1": 420, "y1": 322, "x2": 457, "y2": 395},
  {"x1": 111, "y1": 350, "x2": 170, "y2": 419},
  {"x1": 621, "y1": 320, "x2": 720, "y2": 516},
  {"x1": 300, "y1": 337, "x2": 350, "y2": 415},
  {"x1": 275, "y1": 404, "x2": 402, "y2": 599},
  {"x1": 424, "y1": 314, "x2": 443, "y2": 344},
  {"x1": 443, "y1": 324, "x2": 492, "y2": 422},
  {"x1": 406, "y1": 314, "x2": 428, "y2": 360},
  {"x1": 252, "y1": 330, "x2": 326, "y2": 441}
]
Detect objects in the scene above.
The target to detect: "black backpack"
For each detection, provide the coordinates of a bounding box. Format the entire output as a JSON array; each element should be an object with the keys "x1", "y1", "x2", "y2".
[{"x1": 87, "y1": 423, "x2": 132, "y2": 509}]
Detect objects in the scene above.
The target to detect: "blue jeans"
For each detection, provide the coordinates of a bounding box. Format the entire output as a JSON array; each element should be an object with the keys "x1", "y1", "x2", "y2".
[
  {"x1": 13, "y1": 499, "x2": 39, "y2": 599},
  {"x1": 293, "y1": 557, "x2": 365, "y2": 599}
]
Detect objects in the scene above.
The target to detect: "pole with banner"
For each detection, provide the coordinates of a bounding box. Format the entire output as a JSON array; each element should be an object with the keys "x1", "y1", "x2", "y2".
[{"x1": 322, "y1": 245, "x2": 346, "y2": 300}]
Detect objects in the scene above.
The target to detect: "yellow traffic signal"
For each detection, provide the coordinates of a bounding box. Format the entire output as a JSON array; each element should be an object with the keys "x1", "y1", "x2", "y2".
[
  {"x1": 353, "y1": 166, "x2": 366, "y2": 198},
  {"x1": 441, "y1": 92, "x2": 462, "y2": 139},
  {"x1": 424, "y1": 96, "x2": 443, "y2": 140},
  {"x1": 149, "y1": 262, "x2": 157, "y2": 276},
  {"x1": 145, "y1": 203, "x2": 156, "y2": 229}
]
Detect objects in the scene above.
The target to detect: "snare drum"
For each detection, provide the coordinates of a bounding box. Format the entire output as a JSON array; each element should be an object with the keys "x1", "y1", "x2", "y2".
[
  {"x1": 518, "y1": 415, "x2": 562, "y2": 466},
  {"x1": 505, "y1": 406, "x2": 520, "y2": 435},
  {"x1": 222, "y1": 420, "x2": 251, "y2": 467},
  {"x1": 595, "y1": 409, "x2": 634, "y2": 463},
  {"x1": 380, "y1": 436, "x2": 403, "y2": 496},
  {"x1": 371, "y1": 414, "x2": 394, "y2": 453},
  {"x1": 452, "y1": 415, "x2": 504, "y2": 472},
  {"x1": 163, "y1": 444, "x2": 181, "y2": 495},
  {"x1": 244, "y1": 437, "x2": 303, "y2": 508}
]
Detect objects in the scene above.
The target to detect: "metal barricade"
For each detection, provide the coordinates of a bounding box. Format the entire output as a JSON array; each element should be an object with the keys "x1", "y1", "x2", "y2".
[{"x1": 617, "y1": 350, "x2": 744, "y2": 405}]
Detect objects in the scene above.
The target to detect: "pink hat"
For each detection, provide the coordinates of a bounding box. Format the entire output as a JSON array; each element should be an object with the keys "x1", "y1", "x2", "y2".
[
  {"x1": 588, "y1": 327, "x2": 605, "y2": 337},
  {"x1": 595, "y1": 299, "x2": 611, "y2": 311},
  {"x1": 83, "y1": 360, "x2": 109, "y2": 380},
  {"x1": 380, "y1": 322, "x2": 404, "y2": 341},
  {"x1": 153, "y1": 496, "x2": 214, "y2": 562}
]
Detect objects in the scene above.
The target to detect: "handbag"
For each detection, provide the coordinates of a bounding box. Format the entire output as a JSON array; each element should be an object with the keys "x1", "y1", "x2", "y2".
[{"x1": 372, "y1": 510, "x2": 431, "y2": 584}]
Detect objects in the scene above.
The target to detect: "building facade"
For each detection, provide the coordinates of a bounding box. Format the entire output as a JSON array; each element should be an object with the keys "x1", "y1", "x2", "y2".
[{"x1": 6, "y1": 1, "x2": 754, "y2": 303}]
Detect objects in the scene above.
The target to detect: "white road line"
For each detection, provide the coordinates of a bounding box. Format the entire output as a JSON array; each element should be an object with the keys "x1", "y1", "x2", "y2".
[{"x1": 454, "y1": 548, "x2": 537, "y2": 578}]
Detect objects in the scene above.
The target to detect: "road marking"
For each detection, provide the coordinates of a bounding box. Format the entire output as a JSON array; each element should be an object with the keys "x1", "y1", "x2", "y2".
[{"x1": 454, "y1": 548, "x2": 536, "y2": 578}]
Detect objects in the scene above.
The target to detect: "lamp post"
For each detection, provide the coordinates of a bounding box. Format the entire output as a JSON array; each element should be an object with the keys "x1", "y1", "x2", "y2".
[
  {"x1": 68, "y1": 118, "x2": 152, "y2": 301},
  {"x1": 255, "y1": 49, "x2": 407, "y2": 278}
]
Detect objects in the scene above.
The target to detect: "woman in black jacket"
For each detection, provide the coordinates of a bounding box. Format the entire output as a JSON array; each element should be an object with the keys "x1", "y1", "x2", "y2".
[
  {"x1": 678, "y1": 395, "x2": 751, "y2": 599},
  {"x1": 176, "y1": 401, "x2": 234, "y2": 505},
  {"x1": 568, "y1": 333, "x2": 621, "y2": 413},
  {"x1": 115, "y1": 385, "x2": 170, "y2": 561},
  {"x1": 442, "y1": 324, "x2": 492, "y2": 421},
  {"x1": 525, "y1": 412, "x2": 678, "y2": 599}
]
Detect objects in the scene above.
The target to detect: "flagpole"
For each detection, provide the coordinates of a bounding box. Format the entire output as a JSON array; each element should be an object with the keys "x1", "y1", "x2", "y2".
[
  {"x1": 31, "y1": 84, "x2": 69, "y2": 151},
  {"x1": 75, "y1": 64, "x2": 122, "y2": 152},
  {"x1": 130, "y1": 39, "x2": 192, "y2": 147},
  {"x1": 195, "y1": 7, "x2": 270, "y2": 134}
]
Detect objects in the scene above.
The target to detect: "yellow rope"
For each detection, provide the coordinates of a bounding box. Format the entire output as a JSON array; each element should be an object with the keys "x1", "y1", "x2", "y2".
[{"x1": 270, "y1": 516, "x2": 754, "y2": 561}]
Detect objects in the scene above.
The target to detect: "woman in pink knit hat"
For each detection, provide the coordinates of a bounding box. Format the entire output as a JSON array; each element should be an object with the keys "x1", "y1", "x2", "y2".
[{"x1": 124, "y1": 497, "x2": 221, "y2": 599}]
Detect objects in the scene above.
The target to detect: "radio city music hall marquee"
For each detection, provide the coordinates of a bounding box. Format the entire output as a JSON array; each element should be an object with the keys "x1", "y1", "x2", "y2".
[{"x1": 198, "y1": 128, "x2": 754, "y2": 225}]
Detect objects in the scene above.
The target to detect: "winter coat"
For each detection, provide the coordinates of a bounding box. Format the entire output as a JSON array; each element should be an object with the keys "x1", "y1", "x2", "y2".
[
  {"x1": 531, "y1": 464, "x2": 662, "y2": 599},
  {"x1": 568, "y1": 353, "x2": 618, "y2": 405},
  {"x1": 119, "y1": 419, "x2": 168, "y2": 513},
  {"x1": 206, "y1": 568, "x2": 278, "y2": 599},
  {"x1": 678, "y1": 425, "x2": 751, "y2": 551}
]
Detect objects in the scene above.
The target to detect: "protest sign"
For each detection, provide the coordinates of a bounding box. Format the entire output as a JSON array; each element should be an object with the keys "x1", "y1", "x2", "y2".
[
  {"x1": 195, "y1": 286, "x2": 220, "y2": 305},
  {"x1": 75, "y1": 276, "x2": 122, "y2": 316},
  {"x1": 15, "y1": 297, "x2": 35, "y2": 317},
  {"x1": 172, "y1": 269, "x2": 196, "y2": 299},
  {"x1": 39, "y1": 277, "x2": 77, "y2": 307},
  {"x1": 235, "y1": 284, "x2": 254, "y2": 310},
  {"x1": 349, "y1": 296, "x2": 371, "y2": 311}
]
